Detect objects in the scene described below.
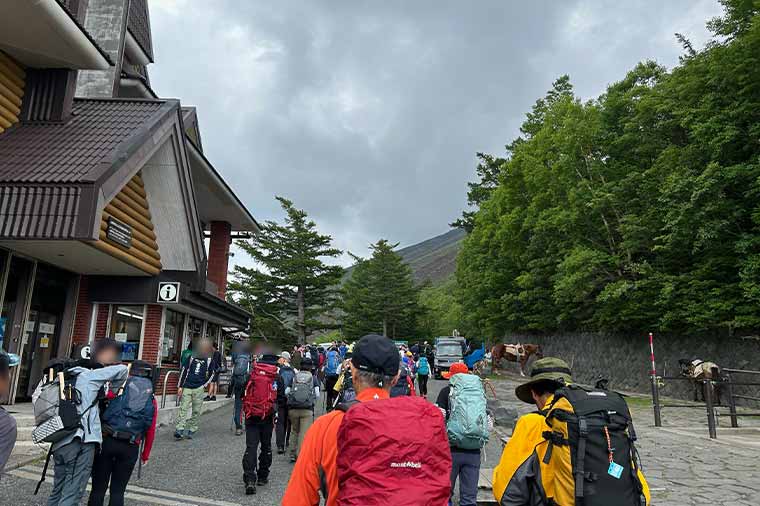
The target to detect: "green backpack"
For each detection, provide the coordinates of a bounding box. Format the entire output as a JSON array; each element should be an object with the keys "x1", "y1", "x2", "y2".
[{"x1": 446, "y1": 374, "x2": 489, "y2": 450}]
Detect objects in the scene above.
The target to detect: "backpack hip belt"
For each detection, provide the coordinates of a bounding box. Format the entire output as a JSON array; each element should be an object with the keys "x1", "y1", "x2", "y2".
[{"x1": 107, "y1": 429, "x2": 141, "y2": 445}]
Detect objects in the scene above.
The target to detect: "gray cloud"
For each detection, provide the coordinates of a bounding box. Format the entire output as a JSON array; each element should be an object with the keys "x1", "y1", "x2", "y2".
[{"x1": 149, "y1": 0, "x2": 720, "y2": 266}]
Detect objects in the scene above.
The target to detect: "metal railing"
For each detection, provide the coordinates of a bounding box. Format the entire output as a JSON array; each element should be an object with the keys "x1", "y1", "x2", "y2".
[
  {"x1": 160, "y1": 370, "x2": 180, "y2": 409},
  {"x1": 651, "y1": 370, "x2": 760, "y2": 439}
]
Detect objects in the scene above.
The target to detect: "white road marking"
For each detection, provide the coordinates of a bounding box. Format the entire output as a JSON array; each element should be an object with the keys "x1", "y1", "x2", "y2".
[{"x1": 11, "y1": 466, "x2": 242, "y2": 506}]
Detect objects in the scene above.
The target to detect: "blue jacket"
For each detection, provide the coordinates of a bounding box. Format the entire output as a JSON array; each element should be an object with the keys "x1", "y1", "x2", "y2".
[{"x1": 179, "y1": 355, "x2": 214, "y2": 389}]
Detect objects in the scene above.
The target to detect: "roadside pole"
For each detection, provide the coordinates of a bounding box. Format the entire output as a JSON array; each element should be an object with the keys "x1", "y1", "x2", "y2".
[{"x1": 649, "y1": 332, "x2": 662, "y2": 427}]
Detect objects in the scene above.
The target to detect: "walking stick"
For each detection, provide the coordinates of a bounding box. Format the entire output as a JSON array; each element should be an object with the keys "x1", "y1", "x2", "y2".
[{"x1": 137, "y1": 439, "x2": 145, "y2": 480}]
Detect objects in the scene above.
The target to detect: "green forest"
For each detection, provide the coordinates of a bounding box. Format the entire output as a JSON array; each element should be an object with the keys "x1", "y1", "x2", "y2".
[{"x1": 454, "y1": 0, "x2": 760, "y2": 338}]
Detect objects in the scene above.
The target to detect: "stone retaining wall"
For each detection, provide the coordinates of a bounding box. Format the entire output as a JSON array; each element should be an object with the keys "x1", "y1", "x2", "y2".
[{"x1": 502, "y1": 332, "x2": 760, "y2": 406}]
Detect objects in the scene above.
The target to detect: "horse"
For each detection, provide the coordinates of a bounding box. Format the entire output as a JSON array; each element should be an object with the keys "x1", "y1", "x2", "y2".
[
  {"x1": 678, "y1": 358, "x2": 723, "y2": 405},
  {"x1": 491, "y1": 343, "x2": 543, "y2": 376}
]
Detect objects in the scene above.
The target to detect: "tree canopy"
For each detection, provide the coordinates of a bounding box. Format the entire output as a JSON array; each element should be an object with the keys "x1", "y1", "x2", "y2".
[
  {"x1": 342, "y1": 239, "x2": 422, "y2": 339},
  {"x1": 456, "y1": 0, "x2": 760, "y2": 337},
  {"x1": 229, "y1": 197, "x2": 344, "y2": 343}
]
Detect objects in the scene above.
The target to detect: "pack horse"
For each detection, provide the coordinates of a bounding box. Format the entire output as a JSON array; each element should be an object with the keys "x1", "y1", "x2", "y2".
[{"x1": 491, "y1": 343, "x2": 543, "y2": 376}]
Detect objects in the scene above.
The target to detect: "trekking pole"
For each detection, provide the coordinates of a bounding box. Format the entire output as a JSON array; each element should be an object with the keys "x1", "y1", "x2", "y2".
[
  {"x1": 649, "y1": 333, "x2": 662, "y2": 427},
  {"x1": 137, "y1": 439, "x2": 144, "y2": 480},
  {"x1": 117, "y1": 363, "x2": 132, "y2": 396}
]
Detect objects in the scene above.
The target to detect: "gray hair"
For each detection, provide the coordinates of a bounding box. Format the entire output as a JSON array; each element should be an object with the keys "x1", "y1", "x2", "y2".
[{"x1": 355, "y1": 370, "x2": 396, "y2": 389}]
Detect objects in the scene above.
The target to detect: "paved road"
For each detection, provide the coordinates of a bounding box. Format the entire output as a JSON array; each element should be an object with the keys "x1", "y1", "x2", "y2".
[
  {"x1": 3, "y1": 376, "x2": 758, "y2": 505},
  {"x1": 0, "y1": 379, "x2": 461, "y2": 506}
]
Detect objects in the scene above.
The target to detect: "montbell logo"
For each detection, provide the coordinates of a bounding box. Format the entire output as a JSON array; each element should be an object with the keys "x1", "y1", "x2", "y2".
[{"x1": 390, "y1": 461, "x2": 422, "y2": 469}]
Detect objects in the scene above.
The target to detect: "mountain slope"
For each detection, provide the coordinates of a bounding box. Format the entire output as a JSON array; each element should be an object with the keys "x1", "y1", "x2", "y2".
[{"x1": 397, "y1": 228, "x2": 465, "y2": 285}]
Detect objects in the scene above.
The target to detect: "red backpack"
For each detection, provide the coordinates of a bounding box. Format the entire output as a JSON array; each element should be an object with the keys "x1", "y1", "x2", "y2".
[
  {"x1": 336, "y1": 396, "x2": 452, "y2": 506},
  {"x1": 242, "y1": 362, "x2": 278, "y2": 419}
]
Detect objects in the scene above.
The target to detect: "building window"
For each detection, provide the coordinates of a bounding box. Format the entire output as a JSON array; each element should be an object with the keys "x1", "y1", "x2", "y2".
[
  {"x1": 188, "y1": 316, "x2": 204, "y2": 343},
  {"x1": 162, "y1": 309, "x2": 184, "y2": 364},
  {"x1": 111, "y1": 305, "x2": 144, "y2": 361},
  {"x1": 206, "y1": 322, "x2": 220, "y2": 344}
]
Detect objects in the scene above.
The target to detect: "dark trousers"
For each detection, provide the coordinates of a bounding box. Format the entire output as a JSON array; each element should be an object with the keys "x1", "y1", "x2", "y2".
[
  {"x1": 418, "y1": 374, "x2": 429, "y2": 396},
  {"x1": 450, "y1": 451, "x2": 480, "y2": 506},
  {"x1": 275, "y1": 403, "x2": 291, "y2": 450},
  {"x1": 325, "y1": 375, "x2": 339, "y2": 410},
  {"x1": 242, "y1": 416, "x2": 273, "y2": 484},
  {"x1": 88, "y1": 437, "x2": 139, "y2": 506}
]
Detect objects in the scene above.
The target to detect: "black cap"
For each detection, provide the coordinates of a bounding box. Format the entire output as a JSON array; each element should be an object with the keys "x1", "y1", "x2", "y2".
[{"x1": 351, "y1": 334, "x2": 399, "y2": 376}]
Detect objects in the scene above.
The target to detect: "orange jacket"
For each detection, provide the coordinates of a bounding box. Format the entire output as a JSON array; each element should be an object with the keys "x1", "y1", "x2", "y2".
[{"x1": 282, "y1": 387, "x2": 390, "y2": 506}]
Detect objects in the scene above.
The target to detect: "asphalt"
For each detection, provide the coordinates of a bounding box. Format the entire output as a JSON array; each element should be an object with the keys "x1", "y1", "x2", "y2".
[{"x1": 2, "y1": 378, "x2": 492, "y2": 506}]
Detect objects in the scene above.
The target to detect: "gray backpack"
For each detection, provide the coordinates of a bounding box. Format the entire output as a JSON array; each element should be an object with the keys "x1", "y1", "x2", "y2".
[{"x1": 287, "y1": 371, "x2": 316, "y2": 409}]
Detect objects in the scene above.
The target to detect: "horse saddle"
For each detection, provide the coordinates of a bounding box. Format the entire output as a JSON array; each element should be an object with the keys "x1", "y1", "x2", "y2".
[{"x1": 503, "y1": 344, "x2": 525, "y2": 358}]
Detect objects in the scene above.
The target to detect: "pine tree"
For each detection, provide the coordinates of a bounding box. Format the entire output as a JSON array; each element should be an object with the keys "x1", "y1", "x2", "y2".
[
  {"x1": 342, "y1": 239, "x2": 421, "y2": 339},
  {"x1": 229, "y1": 197, "x2": 344, "y2": 344}
]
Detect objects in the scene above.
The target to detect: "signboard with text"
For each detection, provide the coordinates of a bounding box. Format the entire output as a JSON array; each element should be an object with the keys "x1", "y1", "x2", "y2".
[{"x1": 106, "y1": 217, "x2": 133, "y2": 249}]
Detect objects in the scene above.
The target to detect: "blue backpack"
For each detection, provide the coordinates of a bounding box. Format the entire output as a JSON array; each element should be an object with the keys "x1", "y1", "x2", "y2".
[
  {"x1": 325, "y1": 350, "x2": 339, "y2": 376},
  {"x1": 102, "y1": 376, "x2": 155, "y2": 442},
  {"x1": 417, "y1": 357, "x2": 430, "y2": 375}
]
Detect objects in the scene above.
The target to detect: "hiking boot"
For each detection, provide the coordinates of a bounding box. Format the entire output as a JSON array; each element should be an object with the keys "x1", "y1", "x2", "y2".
[
  {"x1": 277, "y1": 447, "x2": 285, "y2": 455},
  {"x1": 203, "y1": 396, "x2": 212, "y2": 401},
  {"x1": 173, "y1": 431, "x2": 184, "y2": 441},
  {"x1": 257, "y1": 477, "x2": 268, "y2": 486},
  {"x1": 235, "y1": 428, "x2": 243, "y2": 436},
  {"x1": 184, "y1": 431, "x2": 195, "y2": 440},
  {"x1": 245, "y1": 484, "x2": 256, "y2": 495},
  {"x1": 210, "y1": 396, "x2": 217, "y2": 401}
]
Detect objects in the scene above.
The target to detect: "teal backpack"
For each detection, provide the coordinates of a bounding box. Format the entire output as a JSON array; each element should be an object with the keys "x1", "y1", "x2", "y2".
[
  {"x1": 446, "y1": 374, "x2": 489, "y2": 450},
  {"x1": 417, "y1": 357, "x2": 430, "y2": 375}
]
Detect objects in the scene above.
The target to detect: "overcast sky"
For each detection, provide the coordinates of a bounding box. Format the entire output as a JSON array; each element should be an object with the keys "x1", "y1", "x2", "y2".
[{"x1": 149, "y1": 0, "x2": 721, "y2": 267}]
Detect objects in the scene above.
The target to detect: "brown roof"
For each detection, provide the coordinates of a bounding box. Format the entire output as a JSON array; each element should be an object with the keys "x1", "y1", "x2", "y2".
[
  {"x1": 0, "y1": 98, "x2": 177, "y2": 240},
  {"x1": 0, "y1": 99, "x2": 166, "y2": 184}
]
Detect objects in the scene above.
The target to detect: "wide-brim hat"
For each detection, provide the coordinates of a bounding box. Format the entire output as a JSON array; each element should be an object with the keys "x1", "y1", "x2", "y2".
[{"x1": 515, "y1": 357, "x2": 572, "y2": 404}]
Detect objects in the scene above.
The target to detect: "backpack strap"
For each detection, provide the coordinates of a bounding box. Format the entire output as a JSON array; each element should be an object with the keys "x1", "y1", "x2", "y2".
[
  {"x1": 334, "y1": 399, "x2": 359, "y2": 412},
  {"x1": 574, "y1": 416, "x2": 588, "y2": 501}
]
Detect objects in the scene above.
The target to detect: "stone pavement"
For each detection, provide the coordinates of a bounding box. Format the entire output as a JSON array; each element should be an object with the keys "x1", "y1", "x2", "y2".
[
  {"x1": 487, "y1": 375, "x2": 760, "y2": 506},
  {"x1": 2, "y1": 377, "x2": 758, "y2": 505}
]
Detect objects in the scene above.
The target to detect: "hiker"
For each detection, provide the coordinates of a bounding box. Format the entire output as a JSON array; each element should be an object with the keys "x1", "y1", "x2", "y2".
[
  {"x1": 0, "y1": 351, "x2": 20, "y2": 478},
  {"x1": 287, "y1": 358, "x2": 320, "y2": 463},
  {"x1": 283, "y1": 334, "x2": 451, "y2": 506},
  {"x1": 437, "y1": 362, "x2": 490, "y2": 506},
  {"x1": 389, "y1": 359, "x2": 415, "y2": 397},
  {"x1": 174, "y1": 338, "x2": 215, "y2": 440},
  {"x1": 230, "y1": 341, "x2": 253, "y2": 436},
  {"x1": 333, "y1": 355, "x2": 356, "y2": 405},
  {"x1": 416, "y1": 353, "x2": 430, "y2": 397},
  {"x1": 88, "y1": 360, "x2": 157, "y2": 506},
  {"x1": 43, "y1": 342, "x2": 129, "y2": 506},
  {"x1": 204, "y1": 342, "x2": 223, "y2": 402},
  {"x1": 323, "y1": 346, "x2": 341, "y2": 410},
  {"x1": 276, "y1": 351, "x2": 295, "y2": 454},
  {"x1": 180, "y1": 339, "x2": 194, "y2": 367},
  {"x1": 492, "y1": 357, "x2": 651, "y2": 506},
  {"x1": 241, "y1": 354, "x2": 279, "y2": 495}
]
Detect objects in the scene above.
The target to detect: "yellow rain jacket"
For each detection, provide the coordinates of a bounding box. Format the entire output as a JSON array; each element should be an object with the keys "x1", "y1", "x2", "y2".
[{"x1": 492, "y1": 395, "x2": 650, "y2": 506}]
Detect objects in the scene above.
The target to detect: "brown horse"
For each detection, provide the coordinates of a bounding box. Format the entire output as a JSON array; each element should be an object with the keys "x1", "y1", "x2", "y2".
[{"x1": 491, "y1": 343, "x2": 543, "y2": 376}]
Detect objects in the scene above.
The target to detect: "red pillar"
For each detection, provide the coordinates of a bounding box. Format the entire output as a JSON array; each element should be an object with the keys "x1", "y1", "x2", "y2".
[
  {"x1": 141, "y1": 305, "x2": 163, "y2": 364},
  {"x1": 207, "y1": 221, "x2": 232, "y2": 299},
  {"x1": 71, "y1": 276, "x2": 92, "y2": 347}
]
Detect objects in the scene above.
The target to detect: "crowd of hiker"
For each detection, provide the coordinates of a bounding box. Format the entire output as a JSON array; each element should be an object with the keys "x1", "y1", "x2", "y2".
[{"x1": 5, "y1": 331, "x2": 653, "y2": 506}]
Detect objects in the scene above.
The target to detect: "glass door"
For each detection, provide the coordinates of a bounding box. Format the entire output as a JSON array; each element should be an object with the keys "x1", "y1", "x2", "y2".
[{"x1": 16, "y1": 262, "x2": 72, "y2": 400}]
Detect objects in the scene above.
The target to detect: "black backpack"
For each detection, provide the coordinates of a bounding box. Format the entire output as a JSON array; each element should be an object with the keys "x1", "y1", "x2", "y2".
[{"x1": 542, "y1": 385, "x2": 647, "y2": 506}]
